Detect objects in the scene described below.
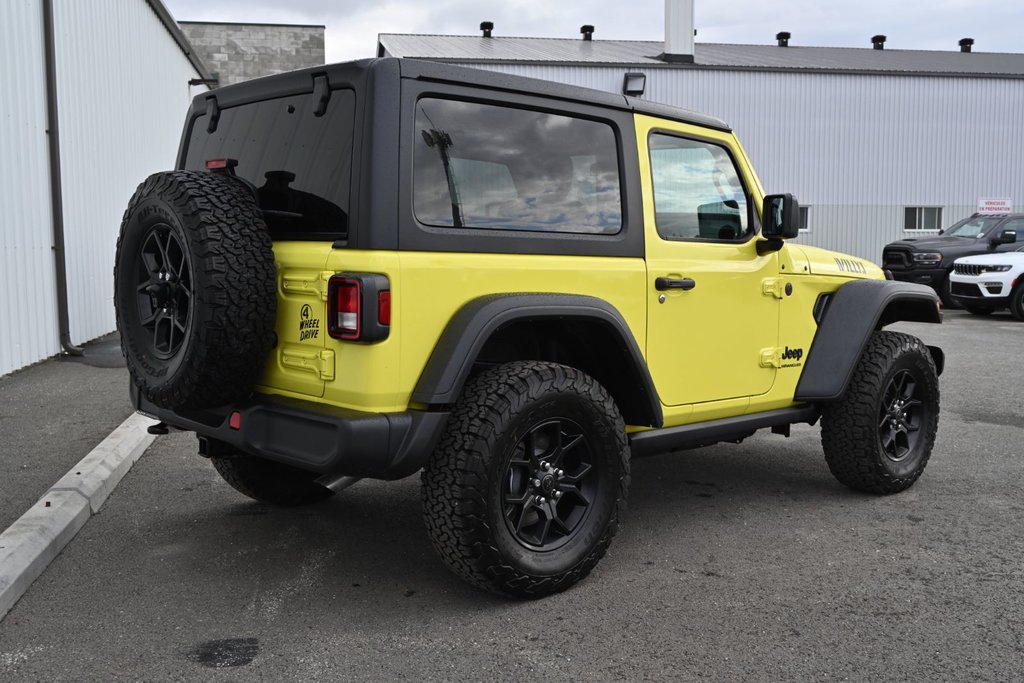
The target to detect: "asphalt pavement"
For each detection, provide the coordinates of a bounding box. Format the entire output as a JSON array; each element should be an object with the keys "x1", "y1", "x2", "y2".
[
  {"x1": 0, "y1": 334, "x2": 131, "y2": 532},
  {"x1": 0, "y1": 312, "x2": 1021, "y2": 680}
]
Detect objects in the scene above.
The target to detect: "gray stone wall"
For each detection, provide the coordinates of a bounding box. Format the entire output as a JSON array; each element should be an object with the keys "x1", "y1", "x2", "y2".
[{"x1": 178, "y1": 22, "x2": 325, "y2": 86}]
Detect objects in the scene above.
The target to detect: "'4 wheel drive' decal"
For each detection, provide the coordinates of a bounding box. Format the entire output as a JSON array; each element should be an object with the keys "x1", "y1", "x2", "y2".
[{"x1": 299, "y1": 304, "x2": 321, "y2": 341}]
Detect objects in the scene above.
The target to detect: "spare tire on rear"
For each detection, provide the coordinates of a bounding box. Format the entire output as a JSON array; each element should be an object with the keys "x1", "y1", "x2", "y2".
[{"x1": 114, "y1": 170, "x2": 277, "y2": 410}]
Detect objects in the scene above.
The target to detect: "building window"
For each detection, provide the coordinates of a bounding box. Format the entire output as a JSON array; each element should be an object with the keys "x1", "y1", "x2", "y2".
[
  {"x1": 904, "y1": 207, "x2": 943, "y2": 232},
  {"x1": 799, "y1": 205, "x2": 810, "y2": 233}
]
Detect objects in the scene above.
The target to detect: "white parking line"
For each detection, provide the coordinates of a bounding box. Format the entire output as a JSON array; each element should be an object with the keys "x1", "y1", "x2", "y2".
[{"x1": 0, "y1": 412, "x2": 156, "y2": 621}]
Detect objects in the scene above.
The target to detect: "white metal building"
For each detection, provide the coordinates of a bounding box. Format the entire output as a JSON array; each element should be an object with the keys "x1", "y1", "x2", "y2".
[
  {"x1": 378, "y1": 9, "x2": 1024, "y2": 264},
  {"x1": 1, "y1": 0, "x2": 210, "y2": 377}
]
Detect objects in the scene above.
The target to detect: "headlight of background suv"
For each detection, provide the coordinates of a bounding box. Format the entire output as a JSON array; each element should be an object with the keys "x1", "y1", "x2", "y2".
[{"x1": 912, "y1": 252, "x2": 942, "y2": 264}]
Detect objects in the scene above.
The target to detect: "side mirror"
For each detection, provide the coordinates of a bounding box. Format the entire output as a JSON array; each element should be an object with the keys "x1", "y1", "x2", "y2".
[
  {"x1": 995, "y1": 229, "x2": 1017, "y2": 245},
  {"x1": 761, "y1": 193, "x2": 802, "y2": 240}
]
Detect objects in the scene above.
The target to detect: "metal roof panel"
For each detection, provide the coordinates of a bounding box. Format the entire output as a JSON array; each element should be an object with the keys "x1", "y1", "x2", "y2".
[{"x1": 378, "y1": 34, "x2": 1024, "y2": 78}]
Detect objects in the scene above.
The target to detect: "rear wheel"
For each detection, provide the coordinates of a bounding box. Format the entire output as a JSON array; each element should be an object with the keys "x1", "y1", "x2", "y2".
[
  {"x1": 421, "y1": 361, "x2": 630, "y2": 598},
  {"x1": 821, "y1": 331, "x2": 939, "y2": 494},
  {"x1": 211, "y1": 452, "x2": 333, "y2": 506}
]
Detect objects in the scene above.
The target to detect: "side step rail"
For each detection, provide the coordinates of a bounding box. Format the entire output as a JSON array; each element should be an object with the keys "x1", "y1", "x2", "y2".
[{"x1": 629, "y1": 405, "x2": 820, "y2": 458}]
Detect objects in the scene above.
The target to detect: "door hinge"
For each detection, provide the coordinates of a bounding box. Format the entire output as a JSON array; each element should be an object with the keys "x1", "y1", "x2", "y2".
[
  {"x1": 762, "y1": 277, "x2": 786, "y2": 299},
  {"x1": 760, "y1": 347, "x2": 782, "y2": 368},
  {"x1": 281, "y1": 346, "x2": 335, "y2": 381},
  {"x1": 281, "y1": 270, "x2": 333, "y2": 300}
]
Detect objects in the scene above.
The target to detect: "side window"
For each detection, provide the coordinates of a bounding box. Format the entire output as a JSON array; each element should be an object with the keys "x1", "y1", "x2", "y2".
[
  {"x1": 413, "y1": 98, "x2": 622, "y2": 235},
  {"x1": 648, "y1": 133, "x2": 750, "y2": 241},
  {"x1": 1001, "y1": 218, "x2": 1024, "y2": 241}
]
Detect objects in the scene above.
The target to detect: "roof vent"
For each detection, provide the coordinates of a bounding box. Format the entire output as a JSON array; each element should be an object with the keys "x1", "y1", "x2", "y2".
[
  {"x1": 580, "y1": 24, "x2": 595, "y2": 41},
  {"x1": 776, "y1": 31, "x2": 791, "y2": 47},
  {"x1": 871, "y1": 34, "x2": 887, "y2": 50},
  {"x1": 959, "y1": 37, "x2": 974, "y2": 53},
  {"x1": 480, "y1": 21, "x2": 493, "y2": 38}
]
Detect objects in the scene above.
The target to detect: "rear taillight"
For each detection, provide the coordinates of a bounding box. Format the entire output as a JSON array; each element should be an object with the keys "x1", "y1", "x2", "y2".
[
  {"x1": 332, "y1": 278, "x2": 361, "y2": 339},
  {"x1": 328, "y1": 274, "x2": 390, "y2": 342}
]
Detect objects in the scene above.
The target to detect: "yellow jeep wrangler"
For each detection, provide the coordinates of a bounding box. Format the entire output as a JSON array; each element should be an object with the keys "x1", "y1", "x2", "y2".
[{"x1": 115, "y1": 58, "x2": 943, "y2": 598}]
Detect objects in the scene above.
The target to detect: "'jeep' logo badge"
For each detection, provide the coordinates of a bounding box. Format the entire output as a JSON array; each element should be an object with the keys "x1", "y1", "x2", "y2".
[{"x1": 834, "y1": 257, "x2": 867, "y2": 274}]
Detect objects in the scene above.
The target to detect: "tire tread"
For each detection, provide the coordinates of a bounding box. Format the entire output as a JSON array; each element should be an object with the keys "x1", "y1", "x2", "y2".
[{"x1": 421, "y1": 361, "x2": 630, "y2": 598}]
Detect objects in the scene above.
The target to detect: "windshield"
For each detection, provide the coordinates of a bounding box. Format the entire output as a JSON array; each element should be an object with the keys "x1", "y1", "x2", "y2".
[{"x1": 945, "y1": 216, "x2": 1003, "y2": 238}]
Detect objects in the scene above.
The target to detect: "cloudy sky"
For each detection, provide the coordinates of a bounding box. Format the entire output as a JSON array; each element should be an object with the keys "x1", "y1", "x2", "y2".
[{"x1": 163, "y1": 0, "x2": 1023, "y2": 63}]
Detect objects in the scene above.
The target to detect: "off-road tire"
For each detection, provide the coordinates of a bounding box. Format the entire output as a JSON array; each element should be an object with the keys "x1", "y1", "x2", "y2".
[
  {"x1": 821, "y1": 331, "x2": 939, "y2": 494},
  {"x1": 114, "y1": 171, "x2": 277, "y2": 410},
  {"x1": 211, "y1": 453, "x2": 333, "y2": 506},
  {"x1": 1010, "y1": 283, "x2": 1024, "y2": 321},
  {"x1": 963, "y1": 304, "x2": 994, "y2": 316},
  {"x1": 421, "y1": 361, "x2": 630, "y2": 599}
]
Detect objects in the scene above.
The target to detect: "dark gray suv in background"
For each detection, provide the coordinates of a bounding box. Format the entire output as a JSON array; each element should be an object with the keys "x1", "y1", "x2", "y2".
[{"x1": 883, "y1": 213, "x2": 1024, "y2": 306}]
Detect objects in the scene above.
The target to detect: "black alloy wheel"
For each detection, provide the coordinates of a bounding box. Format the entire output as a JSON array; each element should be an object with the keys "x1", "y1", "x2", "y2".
[
  {"x1": 821, "y1": 330, "x2": 939, "y2": 494},
  {"x1": 877, "y1": 370, "x2": 922, "y2": 462},
  {"x1": 502, "y1": 417, "x2": 599, "y2": 551},
  {"x1": 134, "y1": 224, "x2": 193, "y2": 359},
  {"x1": 421, "y1": 361, "x2": 630, "y2": 598}
]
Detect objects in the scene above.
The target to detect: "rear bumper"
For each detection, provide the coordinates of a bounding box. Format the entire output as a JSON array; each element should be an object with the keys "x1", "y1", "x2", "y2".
[{"x1": 132, "y1": 385, "x2": 449, "y2": 480}]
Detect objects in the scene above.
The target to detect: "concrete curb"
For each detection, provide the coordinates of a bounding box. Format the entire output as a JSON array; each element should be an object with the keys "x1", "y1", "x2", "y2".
[{"x1": 0, "y1": 412, "x2": 156, "y2": 621}]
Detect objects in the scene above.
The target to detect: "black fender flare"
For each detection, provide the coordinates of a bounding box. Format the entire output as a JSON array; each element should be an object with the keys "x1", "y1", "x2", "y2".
[
  {"x1": 795, "y1": 279, "x2": 942, "y2": 402},
  {"x1": 411, "y1": 293, "x2": 664, "y2": 427}
]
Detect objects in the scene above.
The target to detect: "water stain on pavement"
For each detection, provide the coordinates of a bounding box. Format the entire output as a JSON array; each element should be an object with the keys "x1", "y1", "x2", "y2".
[
  {"x1": 188, "y1": 638, "x2": 260, "y2": 668},
  {"x1": 955, "y1": 411, "x2": 1023, "y2": 428}
]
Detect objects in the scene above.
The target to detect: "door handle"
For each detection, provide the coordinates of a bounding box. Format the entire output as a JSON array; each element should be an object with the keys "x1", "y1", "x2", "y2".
[{"x1": 655, "y1": 277, "x2": 696, "y2": 291}]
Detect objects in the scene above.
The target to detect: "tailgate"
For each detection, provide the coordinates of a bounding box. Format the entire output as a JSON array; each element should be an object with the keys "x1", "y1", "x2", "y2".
[{"x1": 256, "y1": 241, "x2": 335, "y2": 399}]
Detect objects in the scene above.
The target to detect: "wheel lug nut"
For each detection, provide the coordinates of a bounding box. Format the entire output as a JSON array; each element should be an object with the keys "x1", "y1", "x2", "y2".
[
  {"x1": 532, "y1": 479, "x2": 541, "y2": 488},
  {"x1": 557, "y1": 469, "x2": 564, "y2": 477}
]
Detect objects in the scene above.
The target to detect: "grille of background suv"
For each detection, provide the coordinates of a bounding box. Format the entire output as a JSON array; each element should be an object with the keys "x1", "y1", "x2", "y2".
[
  {"x1": 883, "y1": 249, "x2": 910, "y2": 268},
  {"x1": 954, "y1": 263, "x2": 984, "y2": 276}
]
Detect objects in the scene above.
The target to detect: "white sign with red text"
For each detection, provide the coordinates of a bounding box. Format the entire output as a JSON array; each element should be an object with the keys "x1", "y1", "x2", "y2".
[{"x1": 977, "y1": 197, "x2": 1013, "y2": 214}]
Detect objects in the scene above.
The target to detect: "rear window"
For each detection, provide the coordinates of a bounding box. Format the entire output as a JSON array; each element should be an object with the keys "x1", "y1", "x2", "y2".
[
  {"x1": 183, "y1": 89, "x2": 356, "y2": 240},
  {"x1": 413, "y1": 98, "x2": 622, "y2": 235}
]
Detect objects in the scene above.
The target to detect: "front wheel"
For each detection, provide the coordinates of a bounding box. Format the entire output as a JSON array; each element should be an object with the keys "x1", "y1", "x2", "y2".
[
  {"x1": 963, "y1": 304, "x2": 994, "y2": 316},
  {"x1": 939, "y1": 273, "x2": 960, "y2": 310},
  {"x1": 821, "y1": 331, "x2": 939, "y2": 494},
  {"x1": 1010, "y1": 284, "x2": 1024, "y2": 321},
  {"x1": 421, "y1": 361, "x2": 630, "y2": 598}
]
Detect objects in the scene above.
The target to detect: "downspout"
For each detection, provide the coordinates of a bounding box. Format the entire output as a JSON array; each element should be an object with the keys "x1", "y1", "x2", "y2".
[{"x1": 42, "y1": 0, "x2": 83, "y2": 356}]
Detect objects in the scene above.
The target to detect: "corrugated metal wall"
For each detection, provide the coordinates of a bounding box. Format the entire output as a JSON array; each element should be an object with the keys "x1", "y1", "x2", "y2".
[
  {"x1": 457, "y1": 63, "x2": 1024, "y2": 262},
  {"x1": 53, "y1": 0, "x2": 205, "y2": 345},
  {"x1": 0, "y1": 0, "x2": 205, "y2": 377},
  {"x1": 1, "y1": 1, "x2": 60, "y2": 375}
]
